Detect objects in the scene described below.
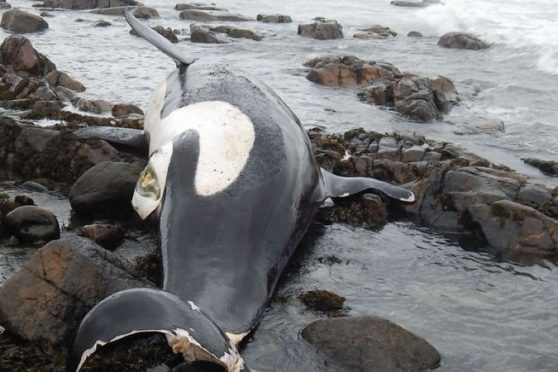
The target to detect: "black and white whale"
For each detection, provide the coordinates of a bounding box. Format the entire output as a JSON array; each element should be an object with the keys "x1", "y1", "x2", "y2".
[{"x1": 68, "y1": 10, "x2": 415, "y2": 372}]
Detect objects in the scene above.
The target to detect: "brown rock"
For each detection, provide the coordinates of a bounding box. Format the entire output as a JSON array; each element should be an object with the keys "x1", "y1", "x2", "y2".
[
  {"x1": 190, "y1": 24, "x2": 226, "y2": 44},
  {"x1": 112, "y1": 103, "x2": 144, "y2": 118},
  {"x1": 179, "y1": 9, "x2": 252, "y2": 22},
  {"x1": 256, "y1": 14, "x2": 292, "y2": 23},
  {"x1": 301, "y1": 316, "x2": 441, "y2": 372},
  {"x1": 79, "y1": 223, "x2": 125, "y2": 250},
  {"x1": 297, "y1": 17, "x2": 343, "y2": 40},
  {"x1": 438, "y1": 32, "x2": 489, "y2": 50},
  {"x1": 132, "y1": 6, "x2": 159, "y2": 19},
  {"x1": 46, "y1": 70, "x2": 86, "y2": 92},
  {"x1": 4, "y1": 206, "x2": 60, "y2": 243},
  {"x1": 0, "y1": 35, "x2": 56, "y2": 76},
  {"x1": 298, "y1": 289, "x2": 345, "y2": 312},
  {"x1": 0, "y1": 236, "x2": 149, "y2": 344},
  {"x1": 130, "y1": 25, "x2": 179, "y2": 43},
  {"x1": 0, "y1": 9, "x2": 48, "y2": 34}
]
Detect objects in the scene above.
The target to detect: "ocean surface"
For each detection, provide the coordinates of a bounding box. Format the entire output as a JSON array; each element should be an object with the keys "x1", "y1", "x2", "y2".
[{"x1": 1, "y1": 0, "x2": 558, "y2": 371}]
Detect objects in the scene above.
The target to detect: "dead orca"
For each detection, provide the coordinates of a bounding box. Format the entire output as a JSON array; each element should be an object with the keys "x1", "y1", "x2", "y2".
[{"x1": 68, "y1": 10, "x2": 415, "y2": 371}]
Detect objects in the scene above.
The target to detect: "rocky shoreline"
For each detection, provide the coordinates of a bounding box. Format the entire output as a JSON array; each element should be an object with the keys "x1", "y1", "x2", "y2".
[{"x1": 0, "y1": 2, "x2": 556, "y2": 372}]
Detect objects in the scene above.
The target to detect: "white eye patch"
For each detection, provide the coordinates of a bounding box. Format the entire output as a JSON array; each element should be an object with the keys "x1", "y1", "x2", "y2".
[
  {"x1": 147, "y1": 101, "x2": 256, "y2": 197},
  {"x1": 132, "y1": 142, "x2": 173, "y2": 220}
]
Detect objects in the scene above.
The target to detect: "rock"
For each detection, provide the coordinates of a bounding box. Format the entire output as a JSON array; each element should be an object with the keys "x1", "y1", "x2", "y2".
[
  {"x1": 522, "y1": 158, "x2": 558, "y2": 176},
  {"x1": 175, "y1": 3, "x2": 226, "y2": 11},
  {"x1": 132, "y1": 6, "x2": 159, "y2": 19},
  {"x1": 190, "y1": 24, "x2": 226, "y2": 43},
  {"x1": 210, "y1": 25, "x2": 262, "y2": 41},
  {"x1": 438, "y1": 32, "x2": 489, "y2": 50},
  {"x1": 75, "y1": 98, "x2": 114, "y2": 114},
  {"x1": 298, "y1": 289, "x2": 345, "y2": 312},
  {"x1": 0, "y1": 1, "x2": 11, "y2": 10},
  {"x1": 394, "y1": 77, "x2": 440, "y2": 122},
  {"x1": 43, "y1": 0, "x2": 140, "y2": 10},
  {"x1": 69, "y1": 161, "x2": 143, "y2": 216},
  {"x1": 305, "y1": 56, "x2": 396, "y2": 87},
  {"x1": 13, "y1": 195, "x2": 35, "y2": 207},
  {"x1": 0, "y1": 117, "x2": 122, "y2": 183},
  {"x1": 89, "y1": 5, "x2": 136, "y2": 15},
  {"x1": 431, "y1": 75, "x2": 459, "y2": 113},
  {"x1": 40, "y1": 11, "x2": 53, "y2": 17},
  {"x1": 79, "y1": 223, "x2": 124, "y2": 250},
  {"x1": 0, "y1": 9, "x2": 48, "y2": 34},
  {"x1": 179, "y1": 9, "x2": 252, "y2": 22},
  {"x1": 93, "y1": 19, "x2": 112, "y2": 27},
  {"x1": 46, "y1": 70, "x2": 85, "y2": 92},
  {"x1": 458, "y1": 118, "x2": 505, "y2": 134},
  {"x1": 354, "y1": 25, "x2": 397, "y2": 39},
  {"x1": 4, "y1": 206, "x2": 60, "y2": 243},
  {"x1": 130, "y1": 25, "x2": 179, "y2": 43},
  {"x1": 297, "y1": 17, "x2": 343, "y2": 40},
  {"x1": 256, "y1": 14, "x2": 292, "y2": 23},
  {"x1": 358, "y1": 80, "x2": 394, "y2": 105},
  {"x1": 407, "y1": 31, "x2": 423, "y2": 37},
  {"x1": 301, "y1": 316, "x2": 441, "y2": 372},
  {"x1": 391, "y1": 0, "x2": 440, "y2": 7},
  {"x1": 465, "y1": 200, "x2": 558, "y2": 257},
  {"x1": 23, "y1": 100, "x2": 63, "y2": 119},
  {"x1": 517, "y1": 184, "x2": 552, "y2": 208},
  {"x1": 21, "y1": 181, "x2": 49, "y2": 193},
  {"x1": 111, "y1": 102, "x2": 144, "y2": 118},
  {"x1": 0, "y1": 236, "x2": 149, "y2": 344},
  {"x1": 0, "y1": 35, "x2": 56, "y2": 76}
]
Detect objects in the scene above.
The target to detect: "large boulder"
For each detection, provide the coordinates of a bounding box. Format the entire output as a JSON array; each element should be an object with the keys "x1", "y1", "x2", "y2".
[
  {"x1": 256, "y1": 14, "x2": 292, "y2": 23},
  {"x1": 43, "y1": 0, "x2": 140, "y2": 10},
  {"x1": 0, "y1": 236, "x2": 150, "y2": 344},
  {"x1": 301, "y1": 316, "x2": 441, "y2": 372},
  {"x1": 46, "y1": 70, "x2": 85, "y2": 92},
  {"x1": 190, "y1": 24, "x2": 226, "y2": 44},
  {"x1": 465, "y1": 200, "x2": 558, "y2": 257},
  {"x1": 394, "y1": 77, "x2": 440, "y2": 122},
  {"x1": 305, "y1": 56, "x2": 397, "y2": 87},
  {"x1": 0, "y1": 35, "x2": 56, "y2": 76},
  {"x1": 438, "y1": 32, "x2": 489, "y2": 50},
  {"x1": 297, "y1": 17, "x2": 343, "y2": 40},
  {"x1": 179, "y1": 9, "x2": 252, "y2": 22},
  {"x1": 4, "y1": 206, "x2": 60, "y2": 243},
  {"x1": 69, "y1": 161, "x2": 143, "y2": 216},
  {"x1": 0, "y1": 9, "x2": 48, "y2": 34}
]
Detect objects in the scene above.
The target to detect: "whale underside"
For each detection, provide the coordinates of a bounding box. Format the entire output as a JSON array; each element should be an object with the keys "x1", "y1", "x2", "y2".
[{"x1": 68, "y1": 10, "x2": 415, "y2": 372}]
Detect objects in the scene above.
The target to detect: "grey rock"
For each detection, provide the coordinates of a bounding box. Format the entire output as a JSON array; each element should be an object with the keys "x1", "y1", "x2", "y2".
[
  {"x1": 438, "y1": 32, "x2": 489, "y2": 50},
  {"x1": 0, "y1": 9, "x2": 48, "y2": 34},
  {"x1": 394, "y1": 77, "x2": 440, "y2": 122},
  {"x1": 517, "y1": 184, "x2": 552, "y2": 208},
  {"x1": 132, "y1": 6, "x2": 159, "y2": 19},
  {"x1": 302, "y1": 316, "x2": 441, "y2": 372},
  {"x1": 407, "y1": 31, "x2": 423, "y2": 37},
  {"x1": 130, "y1": 25, "x2": 179, "y2": 43},
  {"x1": 256, "y1": 14, "x2": 292, "y2": 23},
  {"x1": 298, "y1": 17, "x2": 343, "y2": 40},
  {"x1": 179, "y1": 9, "x2": 252, "y2": 22},
  {"x1": 522, "y1": 158, "x2": 558, "y2": 176},
  {"x1": 43, "y1": 0, "x2": 140, "y2": 10},
  {"x1": 5, "y1": 206, "x2": 60, "y2": 243},
  {"x1": 93, "y1": 19, "x2": 112, "y2": 27},
  {"x1": 190, "y1": 24, "x2": 226, "y2": 43},
  {"x1": 69, "y1": 161, "x2": 143, "y2": 216},
  {"x1": 46, "y1": 70, "x2": 85, "y2": 92},
  {"x1": 175, "y1": 3, "x2": 226, "y2": 11},
  {"x1": 354, "y1": 25, "x2": 397, "y2": 39}
]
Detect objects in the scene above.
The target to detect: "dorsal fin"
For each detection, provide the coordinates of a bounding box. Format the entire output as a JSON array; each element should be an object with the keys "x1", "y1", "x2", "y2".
[{"x1": 124, "y1": 9, "x2": 195, "y2": 66}]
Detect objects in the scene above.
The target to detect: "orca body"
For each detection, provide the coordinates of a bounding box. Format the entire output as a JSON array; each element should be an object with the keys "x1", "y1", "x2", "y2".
[{"x1": 69, "y1": 11, "x2": 415, "y2": 372}]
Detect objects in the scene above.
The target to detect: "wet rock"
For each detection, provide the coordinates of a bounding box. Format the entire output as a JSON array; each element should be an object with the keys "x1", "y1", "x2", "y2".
[
  {"x1": 190, "y1": 24, "x2": 226, "y2": 44},
  {"x1": 522, "y1": 158, "x2": 558, "y2": 176},
  {"x1": 297, "y1": 17, "x2": 343, "y2": 40},
  {"x1": 175, "y1": 2, "x2": 226, "y2": 11},
  {"x1": 354, "y1": 25, "x2": 397, "y2": 39},
  {"x1": 131, "y1": 25, "x2": 179, "y2": 43},
  {"x1": 456, "y1": 118, "x2": 505, "y2": 135},
  {"x1": 43, "y1": 0, "x2": 140, "y2": 9},
  {"x1": 23, "y1": 100, "x2": 63, "y2": 119},
  {"x1": 517, "y1": 184, "x2": 552, "y2": 208},
  {"x1": 407, "y1": 31, "x2": 423, "y2": 37},
  {"x1": 0, "y1": 9, "x2": 49, "y2": 34},
  {"x1": 75, "y1": 98, "x2": 114, "y2": 114},
  {"x1": 111, "y1": 102, "x2": 144, "y2": 118},
  {"x1": 465, "y1": 200, "x2": 558, "y2": 257},
  {"x1": 0, "y1": 35, "x2": 56, "y2": 76},
  {"x1": 13, "y1": 195, "x2": 35, "y2": 207},
  {"x1": 438, "y1": 32, "x2": 489, "y2": 50},
  {"x1": 210, "y1": 25, "x2": 262, "y2": 41},
  {"x1": 69, "y1": 161, "x2": 143, "y2": 217},
  {"x1": 394, "y1": 77, "x2": 440, "y2": 122},
  {"x1": 0, "y1": 116, "x2": 123, "y2": 183},
  {"x1": 358, "y1": 79, "x2": 394, "y2": 105},
  {"x1": 4, "y1": 206, "x2": 59, "y2": 243},
  {"x1": 89, "y1": 5, "x2": 136, "y2": 15},
  {"x1": 318, "y1": 193, "x2": 389, "y2": 229},
  {"x1": 40, "y1": 11, "x2": 53, "y2": 17},
  {"x1": 431, "y1": 75, "x2": 459, "y2": 113},
  {"x1": 21, "y1": 181, "x2": 49, "y2": 193},
  {"x1": 46, "y1": 70, "x2": 85, "y2": 92},
  {"x1": 78, "y1": 223, "x2": 124, "y2": 250},
  {"x1": 0, "y1": 1, "x2": 11, "y2": 10},
  {"x1": 299, "y1": 289, "x2": 345, "y2": 312},
  {"x1": 132, "y1": 6, "x2": 159, "y2": 19},
  {"x1": 391, "y1": 0, "x2": 440, "y2": 7},
  {"x1": 256, "y1": 14, "x2": 292, "y2": 23},
  {"x1": 93, "y1": 19, "x2": 112, "y2": 27},
  {"x1": 305, "y1": 56, "x2": 396, "y2": 87},
  {"x1": 179, "y1": 9, "x2": 252, "y2": 22},
  {"x1": 0, "y1": 236, "x2": 150, "y2": 344},
  {"x1": 301, "y1": 316, "x2": 441, "y2": 372}
]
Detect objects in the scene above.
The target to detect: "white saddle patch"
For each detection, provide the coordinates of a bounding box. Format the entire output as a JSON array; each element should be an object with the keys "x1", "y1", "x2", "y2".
[{"x1": 148, "y1": 100, "x2": 256, "y2": 197}]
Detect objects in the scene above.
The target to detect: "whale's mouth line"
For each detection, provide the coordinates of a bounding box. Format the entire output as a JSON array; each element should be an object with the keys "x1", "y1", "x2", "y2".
[{"x1": 77, "y1": 328, "x2": 244, "y2": 372}]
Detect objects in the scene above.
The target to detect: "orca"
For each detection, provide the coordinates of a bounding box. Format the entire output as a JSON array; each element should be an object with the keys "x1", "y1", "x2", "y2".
[{"x1": 68, "y1": 10, "x2": 415, "y2": 372}]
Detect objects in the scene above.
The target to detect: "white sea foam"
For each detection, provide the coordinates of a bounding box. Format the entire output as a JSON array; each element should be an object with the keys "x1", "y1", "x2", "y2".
[{"x1": 415, "y1": 0, "x2": 558, "y2": 75}]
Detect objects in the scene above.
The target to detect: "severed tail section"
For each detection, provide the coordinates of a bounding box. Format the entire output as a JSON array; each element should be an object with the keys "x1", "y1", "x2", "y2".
[
  {"x1": 320, "y1": 168, "x2": 415, "y2": 203},
  {"x1": 124, "y1": 9, "x2": 195, "y2": 66},
  {"x1": 67, "y1": 288, "x2": 245, "y2": 372}
]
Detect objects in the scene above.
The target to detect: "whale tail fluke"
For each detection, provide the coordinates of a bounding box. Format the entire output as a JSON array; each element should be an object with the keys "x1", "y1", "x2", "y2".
[
  {"x1": 68, "y1": 288, "x2": 244, "y2": 372},
  {"x1": 124, "y1": 10, "x2": 195, "y2": 66}
]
